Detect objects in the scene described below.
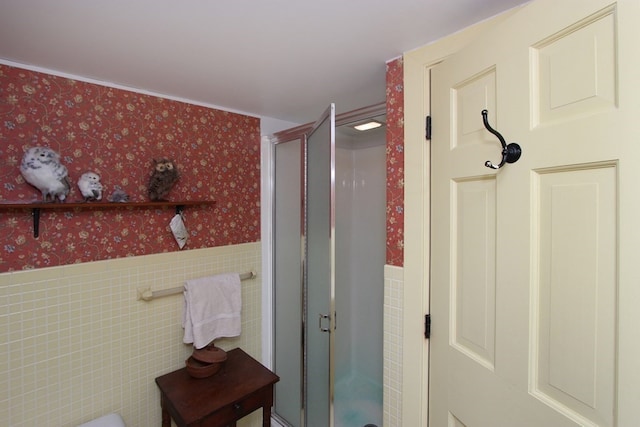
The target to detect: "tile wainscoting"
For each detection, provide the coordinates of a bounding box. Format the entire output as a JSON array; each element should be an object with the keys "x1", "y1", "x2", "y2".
[
  {"x1": 0, "y1": 242, "x2": 262, "y2": 427},
  {"x1": 1, "y1": 246, "x2": 403, "y2": 427},
  {"x1": 383, "y1": 264, "x2": 404, "y2": 427}
]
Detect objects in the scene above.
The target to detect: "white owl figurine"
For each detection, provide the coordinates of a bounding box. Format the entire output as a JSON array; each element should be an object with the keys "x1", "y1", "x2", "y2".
[
  {"x1": 20, "y1": 146, "x2": 71, "y2": 202},
  {"x1": 77, "y1": 171, "x2": 103, "y2": 201}
]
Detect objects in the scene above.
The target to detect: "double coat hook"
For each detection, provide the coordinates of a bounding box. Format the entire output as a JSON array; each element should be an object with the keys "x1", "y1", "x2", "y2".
[{"x1": 481, "y1": 109, "x2": 522, "y2": 169}]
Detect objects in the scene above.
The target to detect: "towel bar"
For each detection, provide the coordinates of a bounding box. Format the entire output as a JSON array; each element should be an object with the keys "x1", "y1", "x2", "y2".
[{"x1": 136, "y1": 271, "x2": 256, "y2": 302}]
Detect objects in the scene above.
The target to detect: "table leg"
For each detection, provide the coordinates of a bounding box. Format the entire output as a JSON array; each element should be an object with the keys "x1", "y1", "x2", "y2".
[
  {"x1": 262, "y1": 405, "x2": 272, "y2": 427},
  {"x1": 160, "y1": 394, "x2": 171, "y2": 427}
]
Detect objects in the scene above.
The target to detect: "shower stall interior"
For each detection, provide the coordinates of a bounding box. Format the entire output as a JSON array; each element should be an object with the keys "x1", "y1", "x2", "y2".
[{"x1": 271, "y1": 103, "x2": 386, "y2": 427}]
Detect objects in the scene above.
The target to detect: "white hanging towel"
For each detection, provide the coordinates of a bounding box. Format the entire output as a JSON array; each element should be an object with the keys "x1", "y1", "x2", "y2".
[{"x1": 182, "y1": 273, "x2": 242, "y2": 349}]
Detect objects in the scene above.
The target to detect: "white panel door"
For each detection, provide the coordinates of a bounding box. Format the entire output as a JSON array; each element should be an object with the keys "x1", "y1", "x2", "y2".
[{"x1": 430, "y1": 0, "x2": 640, "y2": 426}]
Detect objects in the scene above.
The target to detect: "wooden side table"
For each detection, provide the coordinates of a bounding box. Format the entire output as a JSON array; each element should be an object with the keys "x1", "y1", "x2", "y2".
[{"x1": 155, "y1": 348, "x2": 279, "y2": 427}]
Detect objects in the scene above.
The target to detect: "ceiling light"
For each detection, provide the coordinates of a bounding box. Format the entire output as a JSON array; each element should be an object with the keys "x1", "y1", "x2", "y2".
[{"x1": 353, "y1": 121, "x2": 382, "y2": 131}]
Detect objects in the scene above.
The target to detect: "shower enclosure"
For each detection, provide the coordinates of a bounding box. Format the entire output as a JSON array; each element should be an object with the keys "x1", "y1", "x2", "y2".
[{"x1": 271, "y1": 103, "x2": 386, "y2": 427}]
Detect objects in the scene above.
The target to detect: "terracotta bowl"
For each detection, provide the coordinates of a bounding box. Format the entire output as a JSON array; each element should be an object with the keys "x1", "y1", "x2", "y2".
[
  {"x1": 192, "y1": 345, "x2": 228, "y2": 364},
  {"x1": 185, "y1": 356, "x2": 222, "y2": 379}
]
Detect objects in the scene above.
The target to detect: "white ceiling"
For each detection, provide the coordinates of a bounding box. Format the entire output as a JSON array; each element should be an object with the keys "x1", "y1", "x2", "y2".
[{"x1": 0, "y1": 0, "x2": 528, "y2": 125}]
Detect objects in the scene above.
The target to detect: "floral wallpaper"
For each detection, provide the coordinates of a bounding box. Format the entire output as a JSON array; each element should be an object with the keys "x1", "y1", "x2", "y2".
[
  {"x1": 386, "y1": 57, "x2": 404, "y2": 267},
  {"x1": 0, "y1": 64, "x2": 261, "y2": 272}
]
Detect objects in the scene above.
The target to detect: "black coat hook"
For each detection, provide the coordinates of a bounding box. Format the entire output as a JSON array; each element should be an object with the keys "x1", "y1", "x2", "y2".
[{"x1": 481, "y1": 109, "x2": 522, "y2": 169}]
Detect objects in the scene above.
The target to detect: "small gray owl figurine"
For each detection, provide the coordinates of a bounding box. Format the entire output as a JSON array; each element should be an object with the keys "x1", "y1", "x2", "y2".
[
  {"x1": 20, "y1": 146, "x2": 71, "y2": 202},
  {"x1": 147, "y1": 158, "x2": 179, "y2": 201},
  {"x1": 108, "y1": 188, "x2": 130, "y2": 203},
  {"x1": 77, "y1": 171, "x2": 103, "y2": 201}
]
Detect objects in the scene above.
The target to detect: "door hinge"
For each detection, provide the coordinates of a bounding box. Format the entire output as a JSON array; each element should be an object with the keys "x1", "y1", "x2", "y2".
[
  {"x1": 424, "y1": 314, "x2": 431, "y2": 339},
  {"x1": 425, "y1": 115, "x2": 432, "y2": 140}
]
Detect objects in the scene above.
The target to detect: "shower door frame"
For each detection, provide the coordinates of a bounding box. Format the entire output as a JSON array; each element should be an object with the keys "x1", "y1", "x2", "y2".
[
  {"x1": 267, "y1": 102, "x2": 386, "y2": 427},
  {"x1": 305, "y1": 103, "x2": 336, "y2": 427}
]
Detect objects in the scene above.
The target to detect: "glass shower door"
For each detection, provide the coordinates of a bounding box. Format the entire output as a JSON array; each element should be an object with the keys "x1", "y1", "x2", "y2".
[
  {"x1": 305, "y1": 103, "x2": 336, "y2": 427},
  {"x1": 273, "y1": 137, "x2": 304, "y2": 426}
]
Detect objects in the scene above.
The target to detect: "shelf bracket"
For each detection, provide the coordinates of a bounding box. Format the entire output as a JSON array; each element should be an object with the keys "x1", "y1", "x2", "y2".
[{"x1": 32, "y1": 208, "x2": 41, "y2": 238}]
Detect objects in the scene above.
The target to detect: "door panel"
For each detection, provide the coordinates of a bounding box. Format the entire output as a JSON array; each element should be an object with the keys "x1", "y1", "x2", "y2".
[
  {"x1": 532, "y1": 7, "x2": 616, "y2": 127},
  {"x1": 532, "y1": 164, "x2": 616, "y2": 425},
  {"x1": 451, "y1": 177, "x2": 496, "y2": 371},
  {"x1": 305, "y1": 104, "x2": 336, "y2": 427},
  {"x1": 453, "y1": 68, "x2": 496, "y2": 152},
  {"x1": 430, "y1": 0, "x2": 639, "y2": 425},
  {"x1": 273, "y1": 139, "x2": 304, "y2": 427}
]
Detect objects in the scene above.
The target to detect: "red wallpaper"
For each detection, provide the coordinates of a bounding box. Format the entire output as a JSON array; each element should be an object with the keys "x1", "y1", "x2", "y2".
[
  {"x1": 386, "y1": 57, "x2": 404, "y2": 267},
  {"x1": 0, "y1": 65, "x2": 261, "y2": 272}
]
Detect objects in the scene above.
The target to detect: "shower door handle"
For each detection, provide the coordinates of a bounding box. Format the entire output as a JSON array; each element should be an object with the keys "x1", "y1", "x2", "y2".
[{"x1": 318, "y1": 313, "x2": 331, "y2": 333}]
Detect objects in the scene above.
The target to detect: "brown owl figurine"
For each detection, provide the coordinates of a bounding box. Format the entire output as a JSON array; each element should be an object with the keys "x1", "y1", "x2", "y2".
[{"x1": 147, "y1": 158, "x2": 179, "y2": 201}]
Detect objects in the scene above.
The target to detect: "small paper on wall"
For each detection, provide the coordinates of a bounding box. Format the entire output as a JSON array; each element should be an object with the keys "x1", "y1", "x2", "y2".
[{"x1": 170, "y1": 214, "x2": 188, "y2": 249}]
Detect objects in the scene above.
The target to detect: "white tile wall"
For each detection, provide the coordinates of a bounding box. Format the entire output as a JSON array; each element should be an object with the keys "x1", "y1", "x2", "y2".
[
  {"x1": 0, "y1": 242, "x2": 262, "y2": 427},
  {"x1": 1, "y1": 244, "x2": 404, "y2": 427},
  {"x1": 383, "y1": 264, "x2": 403, "y2": 427}
]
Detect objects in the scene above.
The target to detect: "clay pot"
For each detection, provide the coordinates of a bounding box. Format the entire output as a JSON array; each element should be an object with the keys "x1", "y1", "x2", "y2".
[
  {"x1": 185, "y1": 356, "x2": 223, "y2": 379},
  {"x1": 185, "y1": 344, "x2": 228, "y2": 378},
  {"x1": 192, "y1": 345, "x2": 228, "y2": 364}
]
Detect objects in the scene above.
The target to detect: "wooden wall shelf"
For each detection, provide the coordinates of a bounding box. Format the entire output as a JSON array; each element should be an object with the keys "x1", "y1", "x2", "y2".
[{"x1": 0, "y1": 200, "x2": 216, "y2": 238}]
